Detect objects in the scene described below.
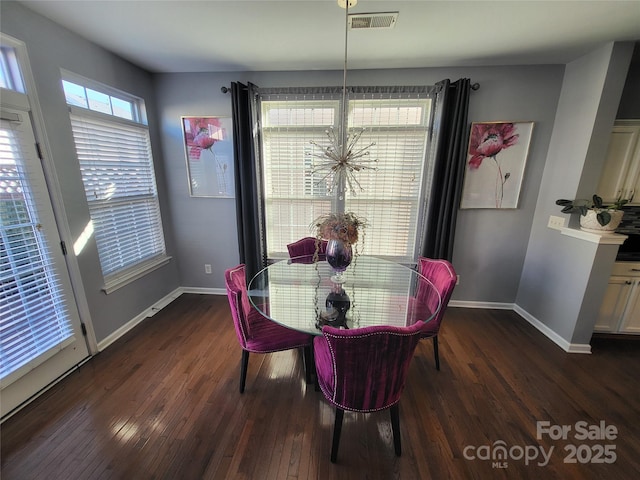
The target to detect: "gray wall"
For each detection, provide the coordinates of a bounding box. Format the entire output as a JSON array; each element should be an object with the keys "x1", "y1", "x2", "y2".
[
  {"x1": 155, "y1": 66, "x2": 565, "y2": 301},
  {"x1": 1, "y1": 2, "x2": 181, "y2": 343},
  {"x1": 517, "y1": 43, "x2": 634, "y2": 345}
]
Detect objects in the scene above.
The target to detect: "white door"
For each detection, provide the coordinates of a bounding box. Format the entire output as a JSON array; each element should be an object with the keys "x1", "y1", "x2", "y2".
[{"x1": 1, "y1": 95, "x2": 90, "y2": 418}]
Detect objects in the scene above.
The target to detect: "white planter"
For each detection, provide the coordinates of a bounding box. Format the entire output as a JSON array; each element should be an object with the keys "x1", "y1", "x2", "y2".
[{"x1": 579, "y1": 209, "x2": 624, "y2": 233}]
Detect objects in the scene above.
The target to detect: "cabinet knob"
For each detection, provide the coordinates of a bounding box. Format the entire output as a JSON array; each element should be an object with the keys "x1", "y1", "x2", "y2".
[{"x1": 626, "y1": 280, "x2": 633, "y2": 285}]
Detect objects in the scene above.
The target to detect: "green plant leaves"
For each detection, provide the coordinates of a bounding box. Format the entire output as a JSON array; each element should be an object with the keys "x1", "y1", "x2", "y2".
[
  {"x1": 592, "y1": 194, "x2": 604, "y2": 208},
  {"x1": 596, "y1": 211, "x2": 612, "y2": 226}
]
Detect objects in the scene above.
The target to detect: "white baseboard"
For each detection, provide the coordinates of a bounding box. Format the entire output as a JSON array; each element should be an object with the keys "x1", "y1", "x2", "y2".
[
  {"x1": 450, "y1": 300, "x2": 591, "y2": 353},
  {"x1": 96, "y1": 290, "x2": 590, "y2": 355},
  {"x1": 449, "y1": 300, "x2": 514, "y2": 310},
  {"x1": 513, "y1": 305, "x2": 591, "y2": 354},
  {"x1": 181, "y1": 287, "x2": 226, "y2": 295},
  {"x1": 97, "y1": 287, "x2": 183, "y2": 351}
]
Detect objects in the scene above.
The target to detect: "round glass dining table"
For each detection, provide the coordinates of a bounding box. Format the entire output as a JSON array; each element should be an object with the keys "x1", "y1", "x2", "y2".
[{"x1": 247, "y1": 255, "x2": 442, "y2": 336}]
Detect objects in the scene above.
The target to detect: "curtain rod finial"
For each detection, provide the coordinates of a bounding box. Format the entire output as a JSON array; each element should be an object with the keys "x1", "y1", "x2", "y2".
[
  {"x1": 471, "y1": 83, "x2": 480, "y2": 91},
  {"x1": 221, "y1": 86, "x2": 230, "y2": 94}
]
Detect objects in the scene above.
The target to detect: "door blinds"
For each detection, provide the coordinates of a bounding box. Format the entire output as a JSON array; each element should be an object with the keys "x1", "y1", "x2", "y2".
[{"x1": 0, "y1": 112, "x2": 74, "y2": 387}]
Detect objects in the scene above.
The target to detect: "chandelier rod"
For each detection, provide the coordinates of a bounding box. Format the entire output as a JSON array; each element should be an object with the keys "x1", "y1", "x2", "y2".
[{"x1": 339, "y1": 1, "x2": 350, "y2": 154}]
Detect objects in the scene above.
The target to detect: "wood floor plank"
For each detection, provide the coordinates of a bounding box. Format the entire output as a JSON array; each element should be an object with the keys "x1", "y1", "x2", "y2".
[{"x1": 2, "y1": 294, "x2": 639, "y2": 479}]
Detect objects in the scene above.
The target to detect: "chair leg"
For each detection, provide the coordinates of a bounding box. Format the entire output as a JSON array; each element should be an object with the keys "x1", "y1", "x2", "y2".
[
  {"x1": 240, "y1": 350, "x2": 249, "y2": 394},
  {"x1": 433, "y1": 335, "x2": 440, "y2": 371},
  {"x1": 390, "y1": 404, "x2": 401, "y2": 456},
  {"x1": 303, "y1": 346, "x2": 313, "y2": 384},
  {"x1": 309, "y1": 345, "x2": 320, "y2": 391},
  {"x1": 331, "y1": 408, "x2": 345, "y2": 463}
]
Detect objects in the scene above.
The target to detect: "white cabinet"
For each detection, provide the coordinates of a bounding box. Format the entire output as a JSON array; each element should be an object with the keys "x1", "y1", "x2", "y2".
[
  {"x1": 596, "y1": 120, "x2": 640, "y2": 205},
  {"x1": 595, "y1": 262, "x2": 640, "y2": 334}
]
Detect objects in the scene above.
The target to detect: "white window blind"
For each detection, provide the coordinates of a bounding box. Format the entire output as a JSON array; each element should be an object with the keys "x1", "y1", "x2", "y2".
[
  {"x1": 69, "y1": 109, "x2": 166, "y2": 283},
  {"x1": 259, "y1": 88, "x2": 433, "y2": 263},
  {"x1": 0, "y1": 114, "x2": 74, "y2": 386}
]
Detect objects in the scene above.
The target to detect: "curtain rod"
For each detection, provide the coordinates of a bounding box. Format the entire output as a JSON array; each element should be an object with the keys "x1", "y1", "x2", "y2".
[{"x1": 221, "y1": 82, "x2": 480, "y2": 93}]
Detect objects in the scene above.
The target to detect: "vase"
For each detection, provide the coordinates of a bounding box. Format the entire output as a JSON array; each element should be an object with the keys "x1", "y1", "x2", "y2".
[
  {"x1": 579, "y1": 209, "x2": 624, "y2": 233},
  {"x1": 325, "y1": 239, "x2": 353, "y2": 283}
]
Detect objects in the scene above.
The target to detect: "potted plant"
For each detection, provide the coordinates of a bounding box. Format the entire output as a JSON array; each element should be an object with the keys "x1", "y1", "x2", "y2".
[{"x1": 555, "y1": 194, "x2": 628, "y2": 233}]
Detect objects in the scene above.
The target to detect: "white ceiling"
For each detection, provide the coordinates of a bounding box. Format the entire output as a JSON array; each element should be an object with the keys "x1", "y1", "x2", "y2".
[{"x1": 17, "y1": 0, "x2": 640, "y2": 73}]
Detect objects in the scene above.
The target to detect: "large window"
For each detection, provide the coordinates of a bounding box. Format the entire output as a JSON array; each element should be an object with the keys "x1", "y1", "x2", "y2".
[
  {"x1": 259, "y1": 87, "x2": 435, "y2": 263},
  {"x1": 63, "y1": 76, "x2": 167, "y2": 292}
]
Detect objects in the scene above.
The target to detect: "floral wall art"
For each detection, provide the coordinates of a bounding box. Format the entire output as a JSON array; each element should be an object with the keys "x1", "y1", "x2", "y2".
[
  {"x1": 460, "y1": 121, "x2": 534, "y2": 209},
  {"x1": 182, "y1": 116, "x2": 235, "y2": 198}
]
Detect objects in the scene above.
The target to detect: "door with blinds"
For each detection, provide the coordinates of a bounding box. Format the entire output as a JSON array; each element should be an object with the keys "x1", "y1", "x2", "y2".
[{"x1": 0, "y1": 93, "x2": 89, "y2": 419}]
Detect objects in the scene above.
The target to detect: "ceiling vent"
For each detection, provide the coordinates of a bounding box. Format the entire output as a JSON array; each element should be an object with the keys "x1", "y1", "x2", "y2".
[{"x1": 348, "y1": 12, "x2": 398, "y2": 30}]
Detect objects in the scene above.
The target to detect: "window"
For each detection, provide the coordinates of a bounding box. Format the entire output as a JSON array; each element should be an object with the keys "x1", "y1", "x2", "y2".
[
  {"x1": 259, "y1": 87, "x2": 435, "y2": 263},
  {"x1": 63, "y1": 76, "x2": 167, "y2": 292},
  {"x1": 0, "y1": 46, "x2": 24, "y2": 93}
]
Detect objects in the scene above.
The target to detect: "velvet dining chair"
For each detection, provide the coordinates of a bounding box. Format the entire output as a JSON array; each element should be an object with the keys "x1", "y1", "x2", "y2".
[
  {"x1": 415, "y1": 257, "x2": 457, "y2": 371},
  {"x1": 286, "y1": 237, "x2": 328, "y2": 263},
  {"x1": 224, "y1": 264, "x2": 314, "y2": 393},
  {"x1": 313, "y1": 321, "x2": 424, "y2": 463}
]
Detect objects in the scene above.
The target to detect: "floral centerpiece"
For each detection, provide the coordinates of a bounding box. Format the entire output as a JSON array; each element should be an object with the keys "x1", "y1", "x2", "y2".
[
  {"x1": 312, "y1": 212, "x2": 367, "y2": 283},
  {"x1": 312, "y1": 212, "x2": 367, "y2": 245}
]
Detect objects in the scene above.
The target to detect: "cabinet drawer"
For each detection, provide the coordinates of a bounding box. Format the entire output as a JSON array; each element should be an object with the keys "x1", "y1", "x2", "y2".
[{"x1": 611, "y1": 262, "x2": 640, "y2": 277}]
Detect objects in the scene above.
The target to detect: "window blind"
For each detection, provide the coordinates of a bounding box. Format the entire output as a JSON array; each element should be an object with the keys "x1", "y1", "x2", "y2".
[
  {"x1": 259, "y1": 87, "x2": 434, "y2": 263},
  {"x1": 70, "y1": 110, "x2": 166, "y2": 279},
  {"x1": 0, "y1": 115, "x2": 74, "y2": 386}
]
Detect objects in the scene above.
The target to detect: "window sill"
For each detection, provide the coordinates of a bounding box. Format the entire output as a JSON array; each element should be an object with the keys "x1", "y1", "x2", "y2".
[{"x1": 102, "y1": 255, "x2": 172, "y2": 294}]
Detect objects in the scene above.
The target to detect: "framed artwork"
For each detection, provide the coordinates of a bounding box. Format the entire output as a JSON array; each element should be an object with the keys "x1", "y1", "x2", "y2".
[
  {"x1": 182, "y1": 116, "x2": 235, "y2": 198},
  {"x1": 460, "y1": 121, "x2": 534, "y2": 209}
]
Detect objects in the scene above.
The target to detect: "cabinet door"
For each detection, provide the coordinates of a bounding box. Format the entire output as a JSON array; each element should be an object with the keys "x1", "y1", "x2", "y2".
[
  {"x1": 596, "y1": 125, "x2": 640, "y2": 204},
  {"x1": 619, "y1": 280, "x2": 640, "y2": 334},
  {"x1": 594, "y1": 277, "x2": 632, "y2": 332},
  {"x1": 627, "y1": 144, "x2": 640, "y2": 204}
]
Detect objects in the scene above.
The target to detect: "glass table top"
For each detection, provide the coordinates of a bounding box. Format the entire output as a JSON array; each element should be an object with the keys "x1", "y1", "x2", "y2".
[{"x1": 247, "y1": 255, "x2": 441, "y2": 336}]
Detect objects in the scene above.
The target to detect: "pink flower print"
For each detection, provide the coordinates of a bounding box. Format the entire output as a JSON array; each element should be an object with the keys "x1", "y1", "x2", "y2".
[
  {"x1": 468, "y1": 123, "x2": 519, "y2": 169},
  {"x1": 193, "y1": 129, "x2": 217, "y2": 150},
  {"x1": 467, "y1": 123, "x2": 520, "y2": 207}
]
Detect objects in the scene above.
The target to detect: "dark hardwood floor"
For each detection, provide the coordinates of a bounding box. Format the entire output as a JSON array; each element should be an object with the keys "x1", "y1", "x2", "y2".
[{"x1": 2, "y1": 294, "x2": 639, "y2": 479}]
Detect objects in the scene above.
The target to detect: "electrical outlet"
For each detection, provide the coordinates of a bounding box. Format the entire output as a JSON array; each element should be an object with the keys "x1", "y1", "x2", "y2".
[
  {"x1": 456, "y1": 274, "x2": 460, "y2": 286},
  {"x1": 547, "y1": 215, "x2": 565, "y2": 230},
  {"x1": 204, "y1": 264, "x2": 212, "y2": 274}
]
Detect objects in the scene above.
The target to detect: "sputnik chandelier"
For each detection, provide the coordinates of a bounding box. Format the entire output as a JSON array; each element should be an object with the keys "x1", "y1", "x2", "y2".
[{"x1": 306, "y1": 0, "x2": 378, "y2": 198}]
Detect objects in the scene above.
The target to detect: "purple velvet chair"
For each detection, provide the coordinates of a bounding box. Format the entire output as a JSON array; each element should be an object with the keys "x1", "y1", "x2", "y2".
[
  {"x1": 416, "y1": 257, "x2": 457, "y2": 371},
  {"x1": 224, "y1": 264, "x2": 313, "y2": 393},
  {"x1": 313, "y1": 322, "x2": 424, "y2": 463},
  {"x1": 286, "y1": 237, "x2": 327, "y2": 263}
]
